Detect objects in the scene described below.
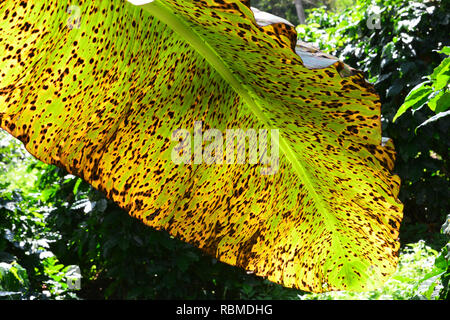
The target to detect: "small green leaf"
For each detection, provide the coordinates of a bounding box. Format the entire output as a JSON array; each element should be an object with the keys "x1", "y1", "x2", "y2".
[
  {"x1": 0, "y1": 262, "x2": 29, "y2": 292},
  {"x1": 393, "y1": 81, "x2": 433, "y2": 121},
  {"x1": 434, "y1": 91, "x2": 450, "y2": 113},
  {"x1": 73, "y1": 178, "x2": 83, "y2": 195},
  {"x1": 427, "y1": 90, "x2": 444, "y2": 111},
  {"x1": 423, "y1": 279, "x2": 439, "y2": 300},
  {"x1": 391, "y1": 274, "x2": 415, "y2": 282},
  {"x1": 40, "y1": 188, "x2": 56, "y2": 202},
  {"x1": 438, "y1": 46, "x2": 450, "y2": 55},
  {"x1": 431, "y1": 56, "x2": 450, "y2": 91},
  {"x1": 416, "y1": 110, "x2": 450, "y2": 132},
  {"x1": 412, "y1": 268, "x2": 445, "y2": 293},
  {"x1": 434, "y1": 252, "x2": 448, "y2": 271}
]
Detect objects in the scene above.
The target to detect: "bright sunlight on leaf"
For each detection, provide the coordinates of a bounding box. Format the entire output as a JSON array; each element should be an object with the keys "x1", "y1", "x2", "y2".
[{"x1": 0, "y1": 0, "x2": 402, "y2": 292}]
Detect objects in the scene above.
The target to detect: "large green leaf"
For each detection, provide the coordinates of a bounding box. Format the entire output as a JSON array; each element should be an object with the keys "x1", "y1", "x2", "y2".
[{"x1": 0, "y1": 0, "x2": 402, "y2": 292}]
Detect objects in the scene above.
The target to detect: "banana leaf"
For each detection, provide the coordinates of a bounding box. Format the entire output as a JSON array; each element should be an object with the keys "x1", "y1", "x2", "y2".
[{"x1": 0, "y1": 0, "x2": 402, "y2": 292}]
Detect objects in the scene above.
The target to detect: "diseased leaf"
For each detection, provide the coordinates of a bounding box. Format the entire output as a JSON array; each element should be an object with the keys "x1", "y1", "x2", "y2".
[{"x1": 0, "y1": 0, "x2": 402, "y2": 292}]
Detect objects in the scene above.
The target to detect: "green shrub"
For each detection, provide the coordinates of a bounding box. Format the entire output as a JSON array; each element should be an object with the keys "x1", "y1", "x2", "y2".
[{"x1": 0, "y1": 132, "x2": 77, "y2": 299}]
